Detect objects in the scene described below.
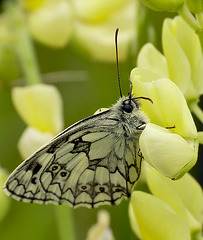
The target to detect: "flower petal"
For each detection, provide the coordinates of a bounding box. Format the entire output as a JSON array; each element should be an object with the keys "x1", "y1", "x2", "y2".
[
  {"x1": 137, "y1": 43, "x2": 169, "y2": 78},
  {"x1": 130, "y1": 191, "x2": 190, "y2": 240},
  {"x1": 146, "y1": 166, "x2": 203, "y2": 232},
  {"x1": 18, "y1": 127, "x2": 54, "y2": 159},
  {"x1": 74, "y1": 1, "x2": 136, "y2": 62},
  {"x1": 129, "y1": 202, "x2": 142, "y2": 239},
  {"x1": 28, "y1": 0, "x2": 73, "y2": 47},
  {"x1": 139, "y1": 123, "x2": 198, "y2": 179},
  {"x1": 131, "y1": 77, "x2": 197, "y2": 138},
  {"x1": 12, "y1": 84, "x2": 63, "y2": 134},
  {"x1": 163, "y1": 16, "x2": 203, "y2": 101}
]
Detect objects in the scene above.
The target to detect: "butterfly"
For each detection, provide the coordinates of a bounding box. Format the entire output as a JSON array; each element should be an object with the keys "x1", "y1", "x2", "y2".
[
  {"x1": 4, "y1": 29, "x2": 152, "y2": 208},
  {"x1": 4, "y1": 94, "x2": 150, "y2": 208}
]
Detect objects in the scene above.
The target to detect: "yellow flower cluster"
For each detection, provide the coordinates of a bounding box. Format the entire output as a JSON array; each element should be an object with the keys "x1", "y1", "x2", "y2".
[
  {"x1": 129, "y1": 15, "x2": 203, "y2": 240},
  {"x1": 20, "y1": 0, "x2": 137, "y2": 62}
]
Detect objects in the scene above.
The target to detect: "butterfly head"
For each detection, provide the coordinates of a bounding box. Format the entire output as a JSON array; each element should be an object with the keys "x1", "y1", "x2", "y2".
[{"x1": 122, "y1": 96, "x2": 137, "y2": 113}]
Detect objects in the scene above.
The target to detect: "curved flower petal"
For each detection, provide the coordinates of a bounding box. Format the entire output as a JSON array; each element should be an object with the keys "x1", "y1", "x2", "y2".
[
  {"x1": 137, "y1": 43, "x2": 169, "y2": 78},
  {"x1": 131, "y1": 76, "x2": 197, "y2": 138},
  {"x1": 18, "y1": 127, "x2": 54, "y2": 159},
  {"x1": 163, "y1": 16, "x2": 203, "y2": 102},
  {"x1": 12, "y1": 84, "x2": 63, "y2": 134},
  {"x1": 128, "y1": 202, "x2": 142, "y2": 239},
  {"x1": 136, "y1": 16, "x2": 203, "y2": 104},
  {"x1": 130, "y1": 191, "x2": 190, "y2": 240},
  {"x1": 139, "y1": 123, "x2": 198, "y2": 179},
  {"x1": 145, "y1": 166, "x2": 203, "y2": 232},
  {"x1": 28, "y1": 0, "x2": 73, "y2": 47}
]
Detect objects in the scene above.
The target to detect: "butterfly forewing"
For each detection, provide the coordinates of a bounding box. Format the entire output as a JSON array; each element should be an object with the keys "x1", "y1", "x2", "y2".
[{"x1": 4, "y1": 96, "x2": 147, "y2": 208}]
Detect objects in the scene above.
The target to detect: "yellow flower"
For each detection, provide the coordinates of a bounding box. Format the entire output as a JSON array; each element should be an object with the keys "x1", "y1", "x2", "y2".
[
  {"x1": 12, "y1": 84, "x2": 64, "y2": 158},
  {"x1": 27, "y1": 0, "x2": 73, "y2": 47},
  {"x1": 129, "y1": 166, "x2": 203, "y2": 240},
  {"x1": 145, "y1": 166, "x2": 203, "y2": 233},
  {"x1": 12, "y1": 84, "x2": 63, "y2": 134},
  {"x1": 140, "y1": 123, "x2": 198, "y2": 179},
  {"x1": 74, "y1": 0, "x2": 137, "y2": 62},
  {"x1": 86, "y1": 210, "x2": 115, "y2": 240},
  {"x1": 131, "y1": 72, "x2": 198, "y2": 179},
  {"x1": 130, "y1": 191, "x2": 191, "y2": 240},
  {"x1": 137, "y1": 16, "x2": 203, "y2": 104},
  {"x1": 18, "y1": 127, "x2": 54, "y2": 159}
]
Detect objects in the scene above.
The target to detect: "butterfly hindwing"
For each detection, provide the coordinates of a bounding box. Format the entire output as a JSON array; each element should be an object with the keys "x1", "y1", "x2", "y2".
[{"x1": 4, "y1": 97, "x2": 147, "y2": 208}]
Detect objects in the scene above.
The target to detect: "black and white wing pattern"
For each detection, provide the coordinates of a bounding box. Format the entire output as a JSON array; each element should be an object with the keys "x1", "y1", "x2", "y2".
[{"x1": 4, "y1": 96, "x2": 148, "y2": 208}]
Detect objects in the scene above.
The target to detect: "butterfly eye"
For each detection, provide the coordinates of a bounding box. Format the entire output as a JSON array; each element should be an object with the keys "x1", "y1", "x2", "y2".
[{"x1": 122, "y1": 103, "x2": 133, "y2": 113}]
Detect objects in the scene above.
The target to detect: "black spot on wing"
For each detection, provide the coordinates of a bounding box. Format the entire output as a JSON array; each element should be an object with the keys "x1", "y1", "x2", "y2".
[
  {"x1": 31, "y1": 177, "x2": 37, "y2": 184},
  {"x1": 33, "y1": 163, "x2": 42, "y2": 175},
  {"x1": 25, "y1": 161, "x2": 42, "y2": 174}
]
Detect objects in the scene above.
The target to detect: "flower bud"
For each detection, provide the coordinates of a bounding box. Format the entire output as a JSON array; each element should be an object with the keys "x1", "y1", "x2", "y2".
[
  {"x1": 86, "y1": 210, "x2": 115, "y2": 240},
  {"x1": 185, "y1": 0, "x2": 203, "y2": 13},
  {"x1": 140, "y1": 123, "x2": 198, "y2": 179},
  {"x1": 141, "y1": 0, "x2": 184, "y2": 12}
]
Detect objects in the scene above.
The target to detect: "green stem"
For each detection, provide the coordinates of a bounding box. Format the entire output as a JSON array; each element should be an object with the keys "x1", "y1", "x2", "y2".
[
  {"x1": 178, "y1": 4, "x2": 200, "y2": 32},
  {"x1": 5, "y1": 1, "x2": 41, "y2": 85},
  {"x1": 189, "y1": 102, "x2": 203, "y2": 123},
  {"x1": 55, "y1": 206, "x2": 75, "y2": 240},
  {"x1": 196, "y1": 12, "x2": 203, "y2": 30},
  {"x1": 197, "y1": 131, "x2": 203, "y2": 144}
]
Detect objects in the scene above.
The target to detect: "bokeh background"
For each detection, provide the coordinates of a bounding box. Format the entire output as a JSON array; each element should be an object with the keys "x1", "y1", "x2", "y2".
[{"x1": 0, "y1": 1, "x2": 202, "y2": 240}]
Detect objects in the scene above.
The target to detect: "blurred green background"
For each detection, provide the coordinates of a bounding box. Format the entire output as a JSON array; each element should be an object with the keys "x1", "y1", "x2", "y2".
[{"x1": 0, "y1": 1, "x2": 202, "y2": 240}]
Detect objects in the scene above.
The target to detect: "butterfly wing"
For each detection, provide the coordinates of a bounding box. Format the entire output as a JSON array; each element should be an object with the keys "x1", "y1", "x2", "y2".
[{"x1": 4, "y1": 109, "x2": 142, "y2": 208}]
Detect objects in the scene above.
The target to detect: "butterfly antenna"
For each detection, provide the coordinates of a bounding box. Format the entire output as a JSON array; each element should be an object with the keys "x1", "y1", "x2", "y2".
[
  {"x1": 115, "y1": 28, "x2": 122, "y2": 98},
  {"x1": 128, "y1": 76, "x2": 133, "y2": 101}
]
